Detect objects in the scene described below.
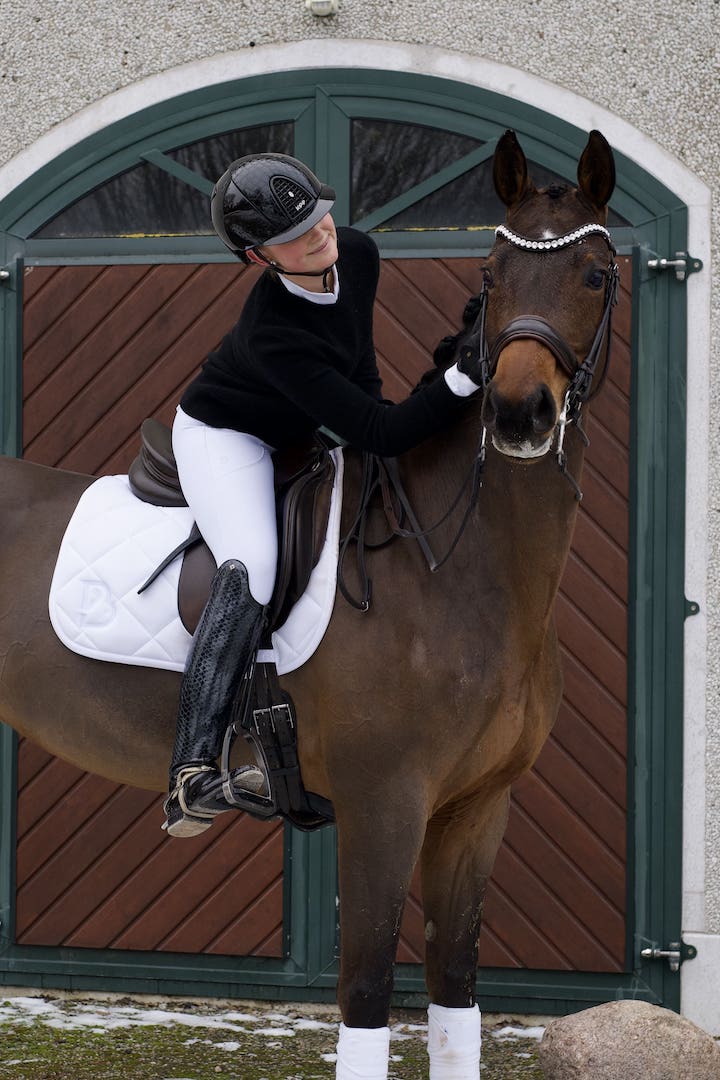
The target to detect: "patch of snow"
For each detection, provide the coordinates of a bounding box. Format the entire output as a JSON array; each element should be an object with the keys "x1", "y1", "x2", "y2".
[{"x1": 490, "y1": 1024, "x2": 545, "y2": 1041}]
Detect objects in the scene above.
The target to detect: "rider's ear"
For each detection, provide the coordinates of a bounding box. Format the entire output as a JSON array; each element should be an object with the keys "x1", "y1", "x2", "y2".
[
  {"x1": 493, "y1": 130, "x2": 536, "y2": 208},
  {"x1": 577, "y1": 130, "x2": 616, "y2": 214},
  {"x1": 246, "y1": 249, "x2": 267, "y2": 266}
]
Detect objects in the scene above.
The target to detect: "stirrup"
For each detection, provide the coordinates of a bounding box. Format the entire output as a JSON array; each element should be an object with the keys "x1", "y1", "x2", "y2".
[{"x1": 162, "y1": 763, "x2": 266, "y2": 839}]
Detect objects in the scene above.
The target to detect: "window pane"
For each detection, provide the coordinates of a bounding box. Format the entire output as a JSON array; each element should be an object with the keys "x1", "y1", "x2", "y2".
[
  {"x1": 34, "y1": 122, "x2": 294, "y2": 238},
  {"x1": 351, "y1": 119, "x2": 481, "y2": 223},
  {"x1": 379, "y1": 158, "x2": 630, "y2": 230}
]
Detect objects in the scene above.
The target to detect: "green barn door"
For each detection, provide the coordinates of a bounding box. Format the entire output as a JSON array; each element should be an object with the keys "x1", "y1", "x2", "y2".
[{"x1": 0, "y1": 71, "x2": 690, "y2": 1012}]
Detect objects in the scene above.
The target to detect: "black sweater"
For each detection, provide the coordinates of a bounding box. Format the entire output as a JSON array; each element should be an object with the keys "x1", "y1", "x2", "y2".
[{"x1": 180, "y1": 227, "x2": 466, "y2": 456}]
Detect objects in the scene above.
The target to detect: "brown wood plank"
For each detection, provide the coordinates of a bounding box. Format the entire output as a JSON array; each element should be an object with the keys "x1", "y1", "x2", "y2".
[
  {"x1": 503, "y1": 805, "x2": 625, "y2": 961},
  {"x1": 532, "y1": 736, "x2": 626, "y2": 856},
  {"x1": 560, "y1": 552, "x2": 627, "y2": 654},
  {"x1": 512, "y1": 772, "x2": 626, "y2": 911},
  {"x1": 109, "y1": 816, "x2": 281, "y2": 951},
  {"x1": 553, "y1": 704, "x2": 627, "y2": 809},
  {"x1": 158, "y1": 829, "x2": 284, "y2": 952},
  {"x1": 380, "y1": 260, "x2": 463, "y2": 349},
  {"x1": 24, "y1": 265, "x2": 168, "y2": 441},
  {"x1": 16, "y1": 739, "x2": 55, "y2": 788},
  {"x1": 22, "y1": 266, "x2": 106, "y2": 361},
  {"x1": 556, "y1": 595, "x2": 627, "y2": 707},
  {"x1": 207, "y1": 876, "x2": 285, "y2": 957}
]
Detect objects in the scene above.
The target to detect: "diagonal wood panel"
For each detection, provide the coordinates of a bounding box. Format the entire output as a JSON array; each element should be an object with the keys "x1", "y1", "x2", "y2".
[{"x1": 18, "y1": 256, "x2": 631, "y2": 973}]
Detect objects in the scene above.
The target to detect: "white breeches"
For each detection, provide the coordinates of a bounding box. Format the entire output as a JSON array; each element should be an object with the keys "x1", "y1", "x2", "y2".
[{"x1": 172, "y1": 407, "x2": 278, "y2": 606}]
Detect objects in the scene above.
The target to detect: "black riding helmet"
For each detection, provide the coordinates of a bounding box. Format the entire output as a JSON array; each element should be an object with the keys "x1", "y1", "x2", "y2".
[{"x1": 211, "y1": 153, "x2": 336, "y2": 259}]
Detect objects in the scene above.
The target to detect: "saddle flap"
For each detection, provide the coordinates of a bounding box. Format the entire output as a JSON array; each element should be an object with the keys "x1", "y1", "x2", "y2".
[{"x1": 269, "y1": 454, "x2": 334, "y2": 631}]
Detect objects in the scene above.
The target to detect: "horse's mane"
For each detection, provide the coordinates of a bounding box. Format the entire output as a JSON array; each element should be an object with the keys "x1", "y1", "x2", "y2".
[{"x1": 412, "y1": 291, "x2": 483, "y2": 393}]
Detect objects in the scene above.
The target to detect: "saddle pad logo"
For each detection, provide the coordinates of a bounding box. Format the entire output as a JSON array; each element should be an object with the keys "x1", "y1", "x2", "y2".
[{"x1": 79, "y1": 579, "x2": 117, "y2": 628}]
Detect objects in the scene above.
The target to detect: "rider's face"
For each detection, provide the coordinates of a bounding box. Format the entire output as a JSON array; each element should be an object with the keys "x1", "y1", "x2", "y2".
[{"x1": 260, "y1": 214, "x2": 338, "y2": 275}]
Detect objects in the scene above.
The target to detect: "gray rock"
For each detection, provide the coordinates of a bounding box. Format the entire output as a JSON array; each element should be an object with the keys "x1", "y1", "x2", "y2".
[{"x1": 537, "y1": 1000, "x2": 720, "y2": 1080}]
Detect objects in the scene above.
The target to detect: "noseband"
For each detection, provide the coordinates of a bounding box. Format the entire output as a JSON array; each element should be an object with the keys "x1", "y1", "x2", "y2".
[{"x1": 461, "y1": 221, "x2": 620, "y2": 497}]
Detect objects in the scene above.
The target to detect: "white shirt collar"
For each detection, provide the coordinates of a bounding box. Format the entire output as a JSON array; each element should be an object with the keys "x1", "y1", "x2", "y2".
[{"x1": 278, "y1": 266, "x2": 340, "y2": 304}]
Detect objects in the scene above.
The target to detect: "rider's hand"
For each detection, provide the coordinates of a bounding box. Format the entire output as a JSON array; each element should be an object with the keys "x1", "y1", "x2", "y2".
[{"x1": 455, "y1": 333, "x2": 486, "y2": 388}]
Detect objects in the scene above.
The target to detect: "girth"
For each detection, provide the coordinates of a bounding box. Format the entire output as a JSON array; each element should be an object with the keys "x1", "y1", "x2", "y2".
[{"x1": 128, "y1": 418, "x2": 334, "y2": 636}]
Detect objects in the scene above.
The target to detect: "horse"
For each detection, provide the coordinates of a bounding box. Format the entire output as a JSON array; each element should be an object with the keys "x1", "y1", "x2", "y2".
[{"x1": 0, "y1": 128, "x2": 618, "y2": 1079}]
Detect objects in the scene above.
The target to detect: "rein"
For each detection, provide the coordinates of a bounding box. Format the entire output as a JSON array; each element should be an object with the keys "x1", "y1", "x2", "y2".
[
  {"x1": 337, "y1": 438, "x2": 487, "y2": 609},
  {"x1": 338, "y1": 221, "x2": 620, "y2": 608}
]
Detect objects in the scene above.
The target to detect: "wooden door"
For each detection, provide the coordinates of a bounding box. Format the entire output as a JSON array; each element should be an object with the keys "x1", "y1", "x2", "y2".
[{"x1": 17, "y1": 254, "x2": 631, "y2": 976}]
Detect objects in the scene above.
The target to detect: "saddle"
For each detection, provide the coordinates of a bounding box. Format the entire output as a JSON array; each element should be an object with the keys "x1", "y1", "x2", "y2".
[
  {"x1": 128, "y1": 417, "x2": 337, "y2": 831},
  {"x1": 129, "y1": 417, "x2": 335, "y2": 639}
]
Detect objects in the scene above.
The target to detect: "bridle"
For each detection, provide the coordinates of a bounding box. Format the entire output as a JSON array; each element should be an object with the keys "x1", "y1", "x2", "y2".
[
  {"x1": 338, "y1": 221, "x2": 620, "y2": 607},
  {"x1": 461, "y1": 221, "x2": 620, "y2": 495}
]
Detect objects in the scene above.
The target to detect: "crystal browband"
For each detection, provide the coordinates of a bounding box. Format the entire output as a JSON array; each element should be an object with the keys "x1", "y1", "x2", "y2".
[{"x1": 495, "y1": 223, "x2": 613, "y2": 251}]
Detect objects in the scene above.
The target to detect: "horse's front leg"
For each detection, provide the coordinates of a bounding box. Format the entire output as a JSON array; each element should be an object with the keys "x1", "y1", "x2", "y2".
[
  {"x1": 333, "y1": 797, "x2": 427, "y2": 1080},
  {"x1": 420, "y1": 790, "x2": 510, "y2": 1079}
]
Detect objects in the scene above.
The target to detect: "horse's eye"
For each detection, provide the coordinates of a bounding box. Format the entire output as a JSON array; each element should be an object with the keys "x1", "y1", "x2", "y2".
[
  {"x1": 483, "y1": 268, "x2": 494, "y2": 288},
  {"x1": 586, "y1": 268, "x2": 606, "y2": 290}
]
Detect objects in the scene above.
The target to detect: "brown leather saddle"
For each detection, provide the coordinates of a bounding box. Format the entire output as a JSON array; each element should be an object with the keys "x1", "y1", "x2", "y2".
[{"x1": 128, "y1": 417, "x2": 335, "y2": 640}]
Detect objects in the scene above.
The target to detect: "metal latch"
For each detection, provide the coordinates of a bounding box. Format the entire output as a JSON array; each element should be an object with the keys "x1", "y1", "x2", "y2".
[
  {"x1": 0, "y1": 268, "x2": 10, "y2": 284},
  {"x1": 641, "y1": 940, "x2": 697, "y2": 972},
  {"x1": 647, "y1": 252, "x2": 703, "y2": 282}
]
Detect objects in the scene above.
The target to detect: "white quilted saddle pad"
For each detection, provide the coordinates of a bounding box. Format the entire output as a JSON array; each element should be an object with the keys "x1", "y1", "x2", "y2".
[{"x1": 48, "y1": 448, "x2": 344, "y2": 676}]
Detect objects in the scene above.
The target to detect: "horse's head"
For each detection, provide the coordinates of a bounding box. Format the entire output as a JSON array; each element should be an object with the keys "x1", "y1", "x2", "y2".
[{"x1": 477, "y1": 129, "x2": 618, "y2": 461}]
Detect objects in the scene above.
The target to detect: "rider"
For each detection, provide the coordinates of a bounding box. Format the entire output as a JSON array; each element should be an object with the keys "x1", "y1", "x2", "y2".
[{"x1": 164, "y1": 152, "x2": 481, "y2": 837}]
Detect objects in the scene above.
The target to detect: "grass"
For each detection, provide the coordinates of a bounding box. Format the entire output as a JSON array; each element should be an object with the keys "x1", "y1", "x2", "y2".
[{"x1": 0, "y1": 995, "x2": 545, "y2": 1079}]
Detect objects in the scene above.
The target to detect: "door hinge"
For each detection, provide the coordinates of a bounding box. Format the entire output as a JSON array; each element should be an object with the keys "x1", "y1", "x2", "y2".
[
  {"x1": 641, "y1": 939, "x2": 697, "y2": 972},
  {"x1": 647, "y1": 251, "x2": 703, "y2": 282}
]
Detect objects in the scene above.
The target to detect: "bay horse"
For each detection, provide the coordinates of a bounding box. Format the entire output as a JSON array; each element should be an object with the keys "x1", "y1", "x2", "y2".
[{"x1": 0, "y1": 129, "x2": 617, "y2": 1078}]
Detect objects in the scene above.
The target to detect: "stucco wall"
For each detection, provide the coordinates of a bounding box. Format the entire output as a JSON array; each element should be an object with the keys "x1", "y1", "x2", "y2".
[{"x1": 2, "y1": 0, "x2": 719, "y2": 933}]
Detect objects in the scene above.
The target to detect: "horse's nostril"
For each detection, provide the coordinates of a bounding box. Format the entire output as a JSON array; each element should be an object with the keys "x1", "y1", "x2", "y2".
[{"x1": 532, "y1": 384, "x2": 557, "y2": 435}]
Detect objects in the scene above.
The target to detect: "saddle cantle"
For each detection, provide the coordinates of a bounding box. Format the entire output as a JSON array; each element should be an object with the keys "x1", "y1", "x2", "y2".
[{"x1": 129, "y1": 417, "x2": 335, "y2": 637}]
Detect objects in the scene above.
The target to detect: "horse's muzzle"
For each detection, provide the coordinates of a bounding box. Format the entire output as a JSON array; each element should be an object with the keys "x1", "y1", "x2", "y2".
[{"x1": 481, "y1": 381, "x2": 558, "y2": 459}]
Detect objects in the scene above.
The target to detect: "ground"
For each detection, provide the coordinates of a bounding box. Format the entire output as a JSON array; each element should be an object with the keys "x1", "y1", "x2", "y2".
[{"x1": 0, "y1": 992, "x2": 545, "y2": 1079}]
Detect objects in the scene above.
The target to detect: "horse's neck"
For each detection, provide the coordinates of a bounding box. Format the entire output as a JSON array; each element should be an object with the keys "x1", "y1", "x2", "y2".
[{"x1": 403, "y1": 408, "x2": 584, "y2": 627}]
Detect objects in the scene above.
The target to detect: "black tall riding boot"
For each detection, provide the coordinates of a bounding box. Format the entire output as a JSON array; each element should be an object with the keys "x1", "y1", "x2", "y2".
[{"x1": 163, "y1": 559, "x2": 267, "y2": 838}]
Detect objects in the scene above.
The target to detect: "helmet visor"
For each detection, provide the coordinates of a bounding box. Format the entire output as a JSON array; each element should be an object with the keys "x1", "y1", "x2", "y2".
[{"x1": 260, "y1": 192, "x2": 335, "y2": 248}]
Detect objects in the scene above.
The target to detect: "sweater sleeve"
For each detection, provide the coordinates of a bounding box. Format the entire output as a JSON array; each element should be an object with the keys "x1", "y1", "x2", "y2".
[{"x1": 254, "y1": 328, "x2": 466, "y2": 457}]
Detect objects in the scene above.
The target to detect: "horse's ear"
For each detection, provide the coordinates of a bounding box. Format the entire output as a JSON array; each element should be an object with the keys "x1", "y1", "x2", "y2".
[
  {"x1": 493, "y1": 130, "x2": 535, "y2": 208},
  {"x1": 577, "y1": 130, "x2": 616, "y2": 213}
]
